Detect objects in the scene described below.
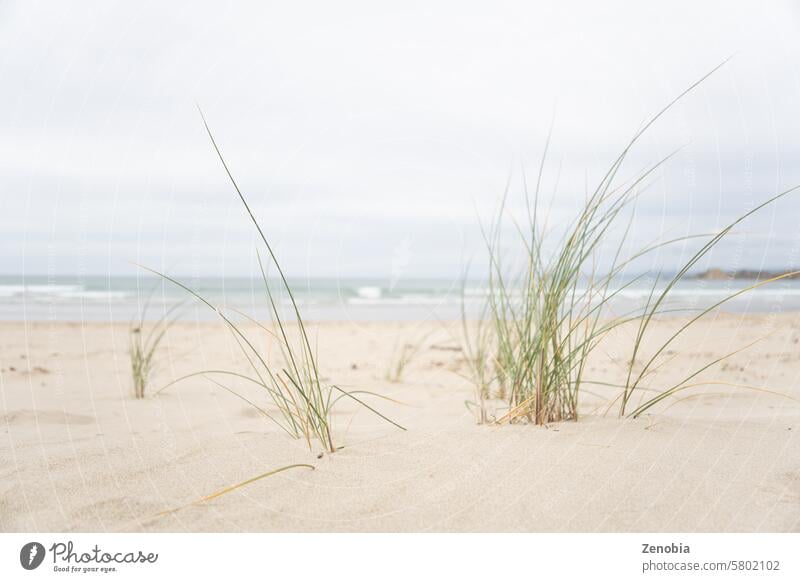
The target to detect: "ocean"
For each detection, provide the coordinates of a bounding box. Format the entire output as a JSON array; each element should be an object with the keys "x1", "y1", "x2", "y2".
[{"x1": 2, "y1": 274, "x2": 800, "y2": 323}]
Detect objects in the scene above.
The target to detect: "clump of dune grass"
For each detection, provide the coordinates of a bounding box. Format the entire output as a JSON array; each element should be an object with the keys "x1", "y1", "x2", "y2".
[
  {"x1": 464, "y1": 64, "x2": 799, "y2": 425},
  {"x1": 460, "y1": 279, "x2": 496, "y2": 423},
  {"x1": 147, "y1": 108, "x2": 404, "y2": 453},
  {"x1": 129, "y1": 295, "x2": 182, "y2": 399},
  {"x1": 385, "y1": 330, "x2": 432, "y2": 383}
]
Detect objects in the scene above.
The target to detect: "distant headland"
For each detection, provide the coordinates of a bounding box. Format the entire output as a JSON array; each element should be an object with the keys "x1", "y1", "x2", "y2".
[{"x1": 692, "y1": 268, "x2": 800, "y2": 281}]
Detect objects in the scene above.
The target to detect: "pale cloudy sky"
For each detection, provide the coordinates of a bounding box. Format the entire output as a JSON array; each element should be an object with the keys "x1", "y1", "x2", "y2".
[{"x1": 2, "y1": 1, "x2": 800, "y2": 278}]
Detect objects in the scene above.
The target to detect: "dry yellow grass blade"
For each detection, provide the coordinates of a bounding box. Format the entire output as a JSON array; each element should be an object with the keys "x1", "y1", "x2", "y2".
[
  {"x1": 659, "y1": 382, "x2": 800, "y2": 413},
  {"x1": 153, "y1": 463, "x2": 315, "y2": 519}
]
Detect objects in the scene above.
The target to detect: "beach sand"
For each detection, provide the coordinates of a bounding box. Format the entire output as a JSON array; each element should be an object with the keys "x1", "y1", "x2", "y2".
[{"x1": 2, "y1": 314, "x2": 799, "y2": 532}]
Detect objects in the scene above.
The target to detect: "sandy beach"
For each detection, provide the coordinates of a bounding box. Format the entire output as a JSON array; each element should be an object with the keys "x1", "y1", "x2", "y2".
[{"x1": 2, "y1": 314, "x2": 798, "y2": 532}]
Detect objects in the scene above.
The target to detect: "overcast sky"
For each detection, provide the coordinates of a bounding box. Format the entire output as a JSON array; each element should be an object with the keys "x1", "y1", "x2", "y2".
[{"x1": 2, "y1": 1, "x2": 800, "y2": 279}]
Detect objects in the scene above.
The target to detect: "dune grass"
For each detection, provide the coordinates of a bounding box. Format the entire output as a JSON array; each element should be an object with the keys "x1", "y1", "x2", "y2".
[
  {"x1": 129, "y1": 295, "x2": 182, "y2": 399},
  {"x1": 464, "y1": 66, "x2": 799, "y2": 425},
  {"x1": 385, "y1": 330, "x2": 432, "y2": 383},
  {"x1": 147, "y1": 108, "x2": 403, "y2": 453}
]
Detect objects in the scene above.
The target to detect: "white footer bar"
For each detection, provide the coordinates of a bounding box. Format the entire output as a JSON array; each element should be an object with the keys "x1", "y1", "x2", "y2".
[{"x1": 1, "y1": 533, "x2": 797, "y2": 581}]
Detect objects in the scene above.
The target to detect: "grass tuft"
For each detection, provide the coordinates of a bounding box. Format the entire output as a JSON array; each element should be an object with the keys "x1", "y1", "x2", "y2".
[
  {"x1": 463, "y1": 65, "x2": 798, "y2": 425},
  {"x1": 385, "y1": 330, "x2": 431, "y2": 383},
  {"x1": 129, "y1": 294, "x2": 182, "y2": 399},
  {"x1": 145, "y1": 108, "x2": 403, "y2": 453}
]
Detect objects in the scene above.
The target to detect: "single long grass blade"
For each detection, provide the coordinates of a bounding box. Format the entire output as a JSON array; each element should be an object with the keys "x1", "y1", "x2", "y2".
[{"x1": 153, "y1": 463, "x2": 315, "y2": 518}]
